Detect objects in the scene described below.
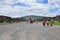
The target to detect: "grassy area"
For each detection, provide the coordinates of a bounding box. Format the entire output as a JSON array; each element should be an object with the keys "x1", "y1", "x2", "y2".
[
  {"x1": 55, "y1": 21, "x2": 60, "y2": 25},
  {"x1": 0, "y1": 22, "x2": 10, "y2": 25},
  {"x1": 0, "y1": 22, "x2": 17, "y2": 25},
  {"x1": 0, "y1": 21, "x2": 24, "y2": 25}
]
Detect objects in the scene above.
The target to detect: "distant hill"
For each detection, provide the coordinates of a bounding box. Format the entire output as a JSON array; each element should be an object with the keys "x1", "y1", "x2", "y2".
[
  {"x1": 56, "y1": 15, "x2": 60, "y2": 17},
  {"x1": 0, "y1": 15, "x2": 12, "y2": 23},
  {"x1": 0, "y1": 15, "x2": 60, "y2": 22},
  {"x1": 20, "y1": 15, "x2": 45, "y2": 20}
]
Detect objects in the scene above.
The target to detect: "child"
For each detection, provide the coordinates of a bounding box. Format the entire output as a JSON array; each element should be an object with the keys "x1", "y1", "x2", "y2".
[{"x1": 50, "y1": 21, "x2": 53, "y2": 26}]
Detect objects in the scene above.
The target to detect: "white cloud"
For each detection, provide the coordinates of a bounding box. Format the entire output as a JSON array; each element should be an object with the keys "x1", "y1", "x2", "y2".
[
  {"x1": 0, "y1": 0, "x2": 60, "y2": 18},
  {"x1": 0, "y1": 5, "x2": 12, "y2": 15}
]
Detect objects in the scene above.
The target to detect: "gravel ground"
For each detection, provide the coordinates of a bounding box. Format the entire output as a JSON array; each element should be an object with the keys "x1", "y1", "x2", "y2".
[{"x1": 0, "y1": 22, "x2": 60, "y2": 40}]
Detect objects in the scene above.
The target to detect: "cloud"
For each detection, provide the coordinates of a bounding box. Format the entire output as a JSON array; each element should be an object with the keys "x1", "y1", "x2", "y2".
[
  {"x1": 12, "y1": 2, "x2": 31, "y2": 7},
  {"x1": 0, "y1": 5, "x2": 12, "y2": 15},
  {"x1": 49, "y1": 7, "x2": 59, "y2": 13},
  {"x1": 0, "y1": 0, "x2": 60, "y2": 18}
]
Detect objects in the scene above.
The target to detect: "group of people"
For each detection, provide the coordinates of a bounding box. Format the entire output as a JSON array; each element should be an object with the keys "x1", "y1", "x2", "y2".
[
  {"x1": 42, "y1": 19, "x2": 54, "y2": 27},
  {"x1": 27, "y1": 17, "x2": 55, "y2": 27},
  {"x1": 29, "y1": 20, "x2": 38, "y2": 24}
]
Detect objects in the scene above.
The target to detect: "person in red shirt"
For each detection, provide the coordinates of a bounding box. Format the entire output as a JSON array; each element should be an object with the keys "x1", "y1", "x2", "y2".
[{"x1": 42, "y1": 19, "x2": 47, "y2": 27}]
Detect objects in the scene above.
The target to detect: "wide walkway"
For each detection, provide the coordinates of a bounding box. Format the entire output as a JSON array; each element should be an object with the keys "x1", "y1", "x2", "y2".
[{"x1": 0, "y1": 22, "x2": 60, "y2": 40}]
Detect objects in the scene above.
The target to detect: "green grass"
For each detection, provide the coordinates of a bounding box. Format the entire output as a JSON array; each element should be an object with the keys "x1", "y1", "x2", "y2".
[
  {"x1": 0, "y1": 22, "x2": 11, "y2": 25},
  {"x1": 55, "y1": 21, "x2": 60, "y2": 25},
  {"x1": 0, "y1": 22, "x2": 15, "y2": 25},
  {"x1": 0, "y1": 21, "x2": 24, "y2": 25}
]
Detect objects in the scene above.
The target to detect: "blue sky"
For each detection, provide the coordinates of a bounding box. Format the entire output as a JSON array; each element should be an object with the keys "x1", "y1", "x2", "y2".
[
  {"x1": 0, "y1": 0, "x2": 60, "y2": 18},
  {"x1": 37, "y1": 0, "x2": 48, "y2": 4}
]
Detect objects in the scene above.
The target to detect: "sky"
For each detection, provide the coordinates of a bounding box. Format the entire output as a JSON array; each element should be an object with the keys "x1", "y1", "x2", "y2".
[{"x1": 0, "y1": 0, "x2": 60, "y2": 18}]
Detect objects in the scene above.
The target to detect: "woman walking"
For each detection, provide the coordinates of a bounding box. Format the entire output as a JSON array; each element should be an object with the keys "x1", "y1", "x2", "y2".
[
  {"x1": 42, "y1": 20, "x2": 47, "y2": 27},
  {"x1": 47, "y1": 20, "x2": 50, "y2": 26}
]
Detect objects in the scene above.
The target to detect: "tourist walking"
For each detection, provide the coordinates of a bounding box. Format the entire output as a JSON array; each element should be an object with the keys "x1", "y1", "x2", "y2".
[
  {"x1": 47, "y1": 20, "x2": 50, "y2": 26},
  {"x1": 42, "y1": 20, "x2": 47, "y2": 27}
]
